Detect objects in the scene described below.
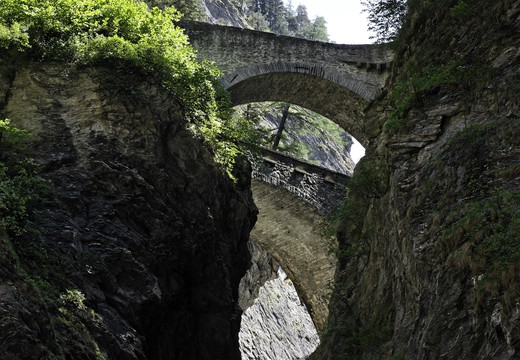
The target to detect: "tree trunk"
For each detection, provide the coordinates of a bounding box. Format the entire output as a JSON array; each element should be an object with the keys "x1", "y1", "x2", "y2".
[{"x1": 272, "y1": 104, "x2": 290, "y2": 150}]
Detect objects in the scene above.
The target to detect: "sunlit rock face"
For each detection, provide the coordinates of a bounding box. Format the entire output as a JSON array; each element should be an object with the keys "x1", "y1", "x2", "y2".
[{"x1": 240, "y1": 267, "x2": 320, "y2": 360}]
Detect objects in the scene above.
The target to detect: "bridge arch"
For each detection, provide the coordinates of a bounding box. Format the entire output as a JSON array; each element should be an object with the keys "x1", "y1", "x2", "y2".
[
  {"x1": 250, "y1": 179, "x2": 335, "y2": 334},
  {"x1": 244, "y1": 150, "x2": 350, "y2": 333},
  {"x1": 221, "y1": 62, "x2": 380, "y2": 100},
  {"x1": 181, "y1": 20, "x2": 394, "y2": 145},
  {"x1": 181, "y1": 19, "x2": 377, "y2": 334},
  {"x1": 228, "y1": 72, "x2": 368, "y2": 146}
]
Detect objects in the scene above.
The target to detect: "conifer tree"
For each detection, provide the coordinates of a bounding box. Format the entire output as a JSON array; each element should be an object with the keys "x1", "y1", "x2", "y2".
[
  {"x1": 145, "y1": 0, "x2": 206, "y2": 21},
  {"x1": 362, "y1": 0, "x2": 407, "y2": 43},
  {"x1": 294, "y1": 4, "x2": 311, "y2": 34}
]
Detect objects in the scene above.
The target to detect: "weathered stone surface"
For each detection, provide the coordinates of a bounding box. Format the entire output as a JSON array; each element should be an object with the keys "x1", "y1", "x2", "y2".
[
  {"x1": 250, "y1": 180, "x2": 337, "y2": 334},
  {"x1": 181, "y1": 20, "x2": 394, "y2": 145},
  {"x1": 0, "y1": 63, "x2": 257, "y2": 360},
  {"x1": 230, "y1": 73, "x2": 371, "y2": 145},
  {"x1": 252, "y1": 107, "x2": 356, "y2": 175},
  {"x1": 202, "y1": 0, "x2": 250, "y2": 27},
  {"x1": 240, "y1": 268, "x2": 320, "y2": 360},
  {"x1": 238, "y1": 239, "x2": 278, "y2": 311},
  {"x1": 182, "y1": 21, "x2": 393, "y2": 97},
  {"x1": 312, "y1": 1, "x2": 520, "y2": 359},
  {"x1": 251, "y1": 148, "x2": 350, "y2": 214}
]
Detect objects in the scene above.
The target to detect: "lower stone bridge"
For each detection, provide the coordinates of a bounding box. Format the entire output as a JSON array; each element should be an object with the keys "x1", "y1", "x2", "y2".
[
  {"x1": 249, "y1": 149, "x2": 350, "y2": 333},
  {"x1": 251, "y1": 148, "x2": 350, "y2": 215}
]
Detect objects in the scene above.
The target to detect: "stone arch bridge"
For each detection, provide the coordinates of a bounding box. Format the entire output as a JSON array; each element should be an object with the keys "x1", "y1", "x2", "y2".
[
  {"x1": 181, "y1": 20, "x2": 394, "y2": 145},
  {"x1": 249, "y1": 149, "x2": 350, "y2": 333},
  {"x1": 181, "y1": 20, "x2": 372, "y2": 333}
]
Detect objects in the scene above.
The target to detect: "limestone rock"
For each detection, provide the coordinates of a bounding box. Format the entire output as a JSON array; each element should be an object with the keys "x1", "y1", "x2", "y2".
[
  {"x1": 238, "y1": 239, "x2": 278, "y2": 311},
  {"x1": 240, "y1": 268, "x2": 320, "y2": 360},
  {"x1": 255, "y1": 109, "x2": 356, "y2": 175},
  {"x1": 203, "y1": 0, "x2": 250, "y2": 27}
]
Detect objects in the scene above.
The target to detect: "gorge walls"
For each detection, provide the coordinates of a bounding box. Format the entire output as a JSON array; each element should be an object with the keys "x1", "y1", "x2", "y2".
[
  {"x1": 0, "y1": 63, "x2": 257, "y2": 360},
  {"x1": 2, "y1": 1, "x2": 518, "y2": 360},
  {"x1": 311, "y1": 0, "x2": 520, "y2": 359}
]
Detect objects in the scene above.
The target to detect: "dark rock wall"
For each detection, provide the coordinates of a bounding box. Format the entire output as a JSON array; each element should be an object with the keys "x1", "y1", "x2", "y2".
[
  {"x1": 0, "y1": 63, "x2": 257, "y2": 360},
  {"x1": 238, "y1": 239, "x2": 278, "y2": 311},
  {"x1": 312, "y1": 0, "x2": 520, "y2": 359}
]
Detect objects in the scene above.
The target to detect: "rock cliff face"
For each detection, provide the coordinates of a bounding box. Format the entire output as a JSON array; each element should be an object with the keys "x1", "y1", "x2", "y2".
[
  {"x1": 240, "y1": 267, "x2": 320, "y2": 360},
  {"x1": 238, "y1": 239, "x2": 321, "y2": 360},
  {"x1": 312, "y1": 0, "x2": 520, "y2": 359},
  {"x1": 0, "y1": 63, "x2": 256, "y2": 360},
  {"x1": 200, "y1": 4, "x2": 352, "y2": 357},
  {"x1": 203, "y1": 0, "x2": 250, "y2": 27},
  {"x1": 238, "y1": 239, "x2": 278, "y2": 311}
]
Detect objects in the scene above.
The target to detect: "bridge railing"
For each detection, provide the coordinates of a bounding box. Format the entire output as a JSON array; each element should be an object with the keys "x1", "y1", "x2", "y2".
[{"x1": 249, "y1": 148, "x2": 350, "y2": 214}]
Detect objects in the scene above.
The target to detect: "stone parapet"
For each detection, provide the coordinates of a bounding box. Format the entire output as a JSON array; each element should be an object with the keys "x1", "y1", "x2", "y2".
[{"x1": 250, "y1": 148, "x2": 350, "y2": 215}]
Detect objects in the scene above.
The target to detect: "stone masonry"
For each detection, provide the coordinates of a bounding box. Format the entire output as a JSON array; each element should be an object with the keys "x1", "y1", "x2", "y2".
[
  {"x1": 181, "y1": 20, "x2": 394, "y2": 145},
  {"x1": 248, "y1": 150, "x2": 350, "y2": 333}
]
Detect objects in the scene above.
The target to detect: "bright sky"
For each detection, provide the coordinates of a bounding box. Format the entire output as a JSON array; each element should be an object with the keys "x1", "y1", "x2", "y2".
[{"x1": 287, "y1": 0, "x2": 373, "y2": 44}]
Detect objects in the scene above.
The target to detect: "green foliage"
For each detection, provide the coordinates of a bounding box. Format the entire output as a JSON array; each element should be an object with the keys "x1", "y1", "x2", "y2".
[
  {"x1": 348, "y1": 157, "x2": 389, "y2": 200},
  {"x1": 0, "y1": 0, "x2": 257, "y2": 178},
  {"x1": 443, "y1": 123, "x2": 492, "y2": 162},
  {"x1": 144, "y1": 0, "x2": 206, "y2": 21},
  {"x1": 327, "y1": 157, "x2": 388, "y2": 258},
  {"x1": 61, "y1": 289, "x2": 87, "y2": 310},
  {"x1": 0, "y1": 118, "x2": 30, "y2": 155},
  {"x1": 0, "y1": 22, "x2": 29, "y2": 51},
  {"x1": 324, "y1": 308, "x2": 393, "y2": 357},
  {"x1": 247, "y1": 0, "x2": 329, "y2": 41},
  {"x1": 235, "y1": 102, "x2": 351, "y2": 166},
  {"x1": 0, "y1": 119, "x2": 49, "y2": 237},
  {"x1": 449, "y1": 0, "x2": 476, "y2": 18},
  {"x1": 496, "y1": 164, "x2": 520, "y2": 181},
  {"x1": 200, "y1": 110, "x2": 262, "y2": 179},
  {"x1": 299, "y1": 15, "x2": 329, "y2": 42},
  {"x1": 248, "y1": 11, "x2": 270, "y2": 31},
  {"x1": 362, "y1": 0, "x2": 407, "y2": 43},
  {"x1": 0, "y1": 121, "x2": 102, "y2": 359},
  {"x1": 331, "y1": 236, "x2": 369, "y2": 260},
  {"x1": 55, "y1": 304, "x2": 107, "y2": 360},
  {"x1": 263, "y1": 0, "x2": 287, "y2": 33},
  {"x1": 0, "y1": 161, "x2": 47, "y2": 236}
]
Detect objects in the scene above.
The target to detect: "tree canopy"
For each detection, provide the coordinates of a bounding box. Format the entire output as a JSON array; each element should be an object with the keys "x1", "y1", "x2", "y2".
[
  {"x1": 144, "y1": 0, "x2": 206, "y2": 21},
  {"x1": 362, "y1": 0, "x2": 407, "y2": 43},
  {"x1": 247, "y1": 0, "x2": 329, "y2": 41}
]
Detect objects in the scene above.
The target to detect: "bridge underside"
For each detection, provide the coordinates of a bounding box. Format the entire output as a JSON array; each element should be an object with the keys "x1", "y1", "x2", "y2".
[
  {"x1": 250, "y1": 180, "x2": 337, "y2": 334},
  {"x1": 228, "y1": 72, "x2": 369, "y2": 145}
]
